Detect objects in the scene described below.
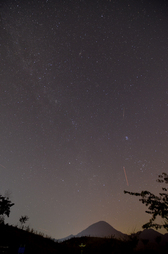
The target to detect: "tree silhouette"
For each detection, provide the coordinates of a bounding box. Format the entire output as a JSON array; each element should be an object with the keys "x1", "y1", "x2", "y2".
[
  {"x1": 124, "y1": 173, "x2": 168, "y2": 231},
  {"x1": 19, "y1": 215, "x2": 29, "y2": 229},
  {"x1": 0, "y1": 195, "x2": 14, "y2": 223}
]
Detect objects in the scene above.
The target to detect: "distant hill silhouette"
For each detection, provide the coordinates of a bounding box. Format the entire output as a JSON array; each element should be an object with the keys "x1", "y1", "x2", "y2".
[
  {"x1": 76, "y1": 221, "x2": 127, "y2": 239},
  {"x1": 136, "y1": 228, "x2": 168, "y2": 250},
  {"x1": 138, "y1": 228, "x2": 163, "y2": 240}
]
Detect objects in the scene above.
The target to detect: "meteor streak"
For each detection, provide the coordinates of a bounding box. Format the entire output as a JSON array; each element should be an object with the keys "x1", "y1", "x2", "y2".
[
  {"x1": 0, "y1": 164, "x2": 5, "y2": 168},
  {"x1": 123, "y1": 166, "x2": 129, "y2": 186}
]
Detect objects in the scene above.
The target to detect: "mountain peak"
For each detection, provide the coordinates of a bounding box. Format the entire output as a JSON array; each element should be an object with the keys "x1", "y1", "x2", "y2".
[{"x1": 76, "y1": 221, "x2": 126, "y2": 239}]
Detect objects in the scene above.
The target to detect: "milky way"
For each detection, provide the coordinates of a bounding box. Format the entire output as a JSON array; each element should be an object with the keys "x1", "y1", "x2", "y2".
[{"x1": 0, "y1": 0, "x2": 168, "y2": 238}]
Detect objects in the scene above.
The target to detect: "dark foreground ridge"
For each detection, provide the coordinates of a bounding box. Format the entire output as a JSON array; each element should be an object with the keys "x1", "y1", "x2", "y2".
[{"x1": 0, "y1": 223, "x2": 168, "y2": 254}]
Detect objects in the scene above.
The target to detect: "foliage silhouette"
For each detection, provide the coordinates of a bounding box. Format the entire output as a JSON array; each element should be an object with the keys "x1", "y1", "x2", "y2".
[
  {"x1": 0, "y1": 195, "x2": 14, "y2": 223},
  {"x1": 19, "y1": 215, "x2": 29, "y2": 229},
  {"x1": 124, "y1": 173, "x2": 168, "y2": 231}
]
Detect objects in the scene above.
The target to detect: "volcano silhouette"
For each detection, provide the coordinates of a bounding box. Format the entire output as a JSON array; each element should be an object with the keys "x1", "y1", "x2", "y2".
[{"x1": 76, "y1": 221, "x2": 127, "y2": 239}]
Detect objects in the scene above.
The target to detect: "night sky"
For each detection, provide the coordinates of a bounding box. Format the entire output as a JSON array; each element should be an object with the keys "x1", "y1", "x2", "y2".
[{"x1": 1, "y1": 0, "x2": 168, "y2": 239}]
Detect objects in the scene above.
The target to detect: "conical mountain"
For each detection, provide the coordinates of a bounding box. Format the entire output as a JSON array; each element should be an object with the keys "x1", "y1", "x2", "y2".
[{"x1": 76, "y1": 221, "x2": 127, "y2": 239}]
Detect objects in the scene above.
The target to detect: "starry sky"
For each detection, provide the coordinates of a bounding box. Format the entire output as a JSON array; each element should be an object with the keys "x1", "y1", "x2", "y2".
[{"x1": 1, "y1": 0, "x2": 168, "y2": 239}]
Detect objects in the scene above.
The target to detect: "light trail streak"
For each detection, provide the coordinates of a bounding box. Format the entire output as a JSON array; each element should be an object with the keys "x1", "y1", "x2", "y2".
[
  {"x1": 123, "y1": 166, "x2": 129, "y2": 186},
  {"x1": 0, "y1": 164, "x2": 5, "y2": 168}
]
